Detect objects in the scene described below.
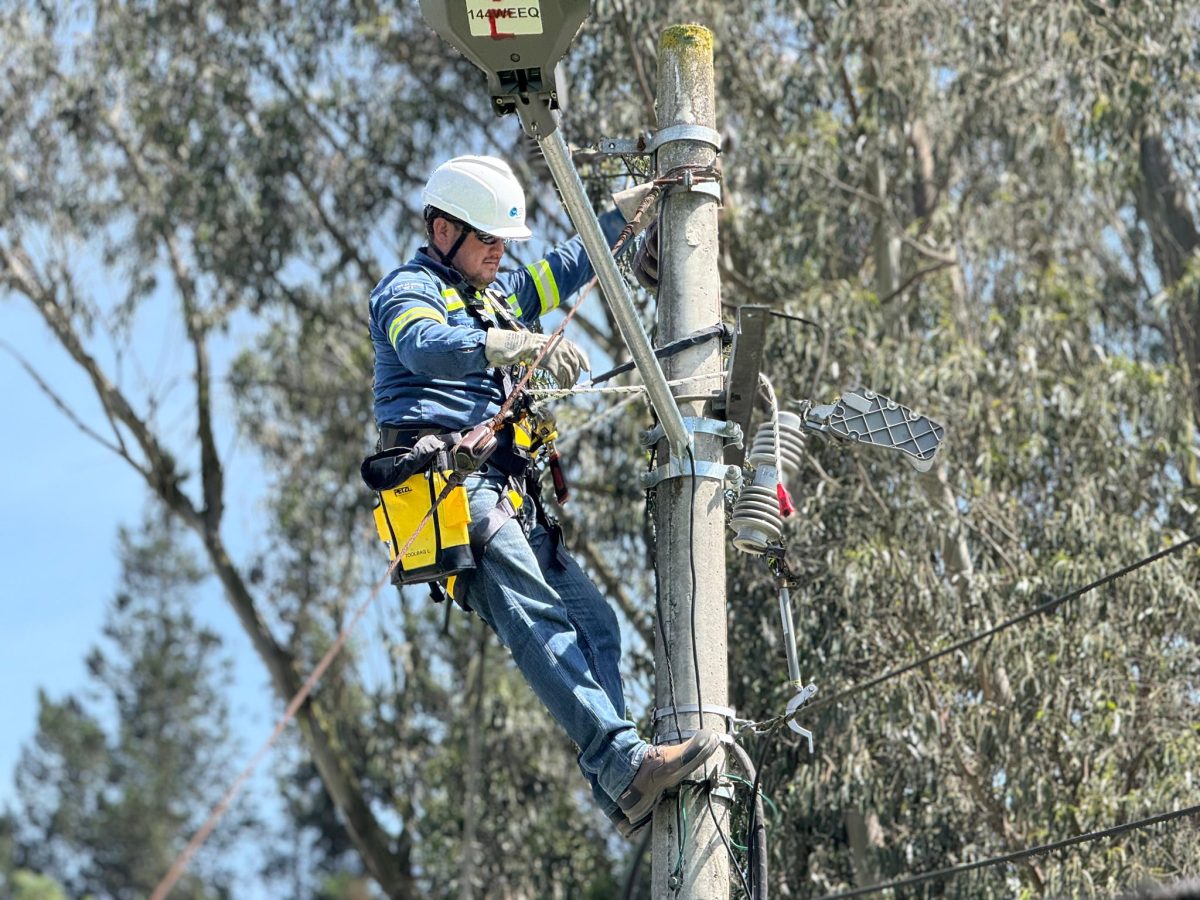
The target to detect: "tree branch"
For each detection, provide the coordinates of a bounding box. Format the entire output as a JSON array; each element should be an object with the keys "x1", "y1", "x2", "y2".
[{"x1": 0, "y1": 337, "x2": 143, "y2": 474}]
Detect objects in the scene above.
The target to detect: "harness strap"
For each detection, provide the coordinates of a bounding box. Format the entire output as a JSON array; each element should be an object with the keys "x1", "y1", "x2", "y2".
[{"x1": 469, "y1": 485, "x2": 522, "y2": 558}]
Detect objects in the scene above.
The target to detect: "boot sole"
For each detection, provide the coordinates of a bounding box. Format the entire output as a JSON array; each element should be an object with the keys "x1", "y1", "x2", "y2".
[{"x1": 615, "y1": 812, "x2": 651, "y2": 840}]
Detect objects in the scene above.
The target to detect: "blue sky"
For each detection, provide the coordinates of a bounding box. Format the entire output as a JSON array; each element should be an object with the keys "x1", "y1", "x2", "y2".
[{"x1": 0, "y1": 292, "x2": 285, "y2": 890}]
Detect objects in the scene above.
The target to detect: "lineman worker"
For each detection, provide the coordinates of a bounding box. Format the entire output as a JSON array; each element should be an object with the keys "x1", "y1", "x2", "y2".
[{"x1": 368, "y1": 155, "x2": 719, "y2": 836}]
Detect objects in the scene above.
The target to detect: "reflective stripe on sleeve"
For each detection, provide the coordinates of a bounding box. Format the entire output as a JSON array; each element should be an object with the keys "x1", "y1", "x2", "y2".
[
  {"x1": 526, "y1": 259, "x2": 561, "y2": 315},
  {"x1": 389, "y1": 306, "x2": 446, "y2": 346}
]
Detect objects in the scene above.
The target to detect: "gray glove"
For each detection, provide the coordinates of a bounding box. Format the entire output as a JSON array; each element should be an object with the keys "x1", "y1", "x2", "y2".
[
  {"x1": 484, "y1": 328, "x2": 591, "y2": 388},
  {"x1": 612, "y1": 182, "x2": 660, "y2": 238}
]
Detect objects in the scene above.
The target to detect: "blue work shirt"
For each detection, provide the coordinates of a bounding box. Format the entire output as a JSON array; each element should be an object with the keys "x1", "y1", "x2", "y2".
[{"x1": 370, "y1": 209, "x2": 625, "y2": 430}]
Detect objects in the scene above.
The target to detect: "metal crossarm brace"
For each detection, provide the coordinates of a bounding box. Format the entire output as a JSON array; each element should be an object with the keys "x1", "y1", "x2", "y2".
[{"x1": 720, "y1": 305, "x2": 771, "y2": 466}]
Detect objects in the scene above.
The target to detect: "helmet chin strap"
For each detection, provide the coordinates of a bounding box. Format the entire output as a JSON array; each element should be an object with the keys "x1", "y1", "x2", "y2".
[
  {"x1": 434, "y1": 229, "x2": 470, "y2": 270},
  {"x1": 430, "y1": 217, "x2": 484, "y2": 290}
]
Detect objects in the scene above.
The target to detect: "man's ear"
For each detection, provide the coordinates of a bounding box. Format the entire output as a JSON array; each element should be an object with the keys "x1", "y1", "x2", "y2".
[{"x1": 430, "y1": 216, "x2": 456, "y2": 247}]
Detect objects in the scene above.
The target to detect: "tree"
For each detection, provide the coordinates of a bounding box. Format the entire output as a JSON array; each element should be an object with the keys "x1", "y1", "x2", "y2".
[
  {"x1": 9, "y1": 515, "x2": 246, "y2": 898},
  {"x1": 4, "y1": 0, "x2": 1198, "y2": 896}
]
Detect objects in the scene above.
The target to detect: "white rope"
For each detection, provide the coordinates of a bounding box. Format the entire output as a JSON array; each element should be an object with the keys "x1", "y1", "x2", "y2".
[
  {"x1": 529, "y1": 372, "x2": 724, "y2": 402},
  {"x1": 553, "y1": 392, "x2": 643, "y2": 452},
  {"x1": 533, "y1": 372, "x2": 726, "y2": 449}
]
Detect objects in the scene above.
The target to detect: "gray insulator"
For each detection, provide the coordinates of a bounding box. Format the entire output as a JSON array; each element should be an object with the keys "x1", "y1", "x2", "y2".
[{"x1": 731, "y1": 412, "x2": 806, "y2": 555}]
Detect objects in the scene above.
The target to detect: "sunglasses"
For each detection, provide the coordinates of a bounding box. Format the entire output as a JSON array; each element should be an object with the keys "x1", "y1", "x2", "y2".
[{"x1": 446, "y1": 217, "x2": 506, "y2": 246}]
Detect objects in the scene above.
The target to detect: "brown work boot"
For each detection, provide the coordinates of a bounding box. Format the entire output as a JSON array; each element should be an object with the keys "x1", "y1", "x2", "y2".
[{"x1": 617, "y1": 730, "x2": 721, "y2": 823}]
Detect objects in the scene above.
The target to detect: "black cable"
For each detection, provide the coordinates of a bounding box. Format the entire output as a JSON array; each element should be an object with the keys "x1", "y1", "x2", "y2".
[
  {"x1": 766, "y1": 309, "x2": 827, "y2": 400},
  {"x1": 816, "y1": 802, "x2": 1200, "y2": 900},
  {"x1": 729, "y1": 740, "x2": 769, "y2": 900},
  {"x1": 739, "y1": 536, "x2": 1199, "y2": 893},
  {"x1": 744, "y1": 723, "x2": 781, "y2": 900},
  {"x1": 589, "y1": 323, "x2": 732, "y2": 386},
  {"x1": 764, "y1": 307, "x2": 823, "y2": 337},
  {"x1": 684, "y1": 446, "x2": 756, "y2": 900},
  {"x1": 650, "y1": 442, "x2": 684, "y2": 742},
  {"x1": 795, "y1": 534, "x2": 1199, "y2": 722}
]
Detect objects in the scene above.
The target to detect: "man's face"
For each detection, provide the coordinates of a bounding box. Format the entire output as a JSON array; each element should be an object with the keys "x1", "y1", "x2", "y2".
[{"x1": 433, "y1": 218, "x2": 506, "y2": 289}]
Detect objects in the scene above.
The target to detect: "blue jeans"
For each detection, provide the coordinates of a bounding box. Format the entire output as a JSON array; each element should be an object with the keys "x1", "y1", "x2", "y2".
[{"x1": 456, "y1": 472, "x2": 647, "y2": 814}]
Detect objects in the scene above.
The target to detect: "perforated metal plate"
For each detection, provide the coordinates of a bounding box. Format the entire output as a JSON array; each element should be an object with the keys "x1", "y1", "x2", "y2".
[{"x1": 821, "y1": 389, "x2": 944, "y2": 472}]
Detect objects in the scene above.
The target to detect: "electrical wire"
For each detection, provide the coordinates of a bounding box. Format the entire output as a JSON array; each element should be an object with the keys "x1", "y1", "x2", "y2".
[
  {"x1": 735, "y1": 533, "x2": 1199, "y2": 897},
  {"x1": 729, "y1": 740, "x2": 769, "y2": 899},
  {"x1": 759, "y1": 534, "x2": 1200, "y2": 730},
  {"x1": 719, "y1": 303, "x2": 827, "y2": 399},
  {"x1": 684, "y1": 446, "x2": 757, "y2": 900},
  {"x1": 650, "y1": 440, "x2": 684, "y2": 742},
  {"x1": 815, "y1": 802, "x2": 1200, "y2": 899}
]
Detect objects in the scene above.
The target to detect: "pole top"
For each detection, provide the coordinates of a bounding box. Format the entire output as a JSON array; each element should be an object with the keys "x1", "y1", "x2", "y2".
[{"x1": 659, "y1": 24, "x2": 714, "y2": 55}]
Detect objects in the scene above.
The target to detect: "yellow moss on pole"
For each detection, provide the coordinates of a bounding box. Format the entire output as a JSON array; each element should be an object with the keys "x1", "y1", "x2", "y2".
[{"x1": 659, "y1": 24, "x2": 714, "y2": 58}]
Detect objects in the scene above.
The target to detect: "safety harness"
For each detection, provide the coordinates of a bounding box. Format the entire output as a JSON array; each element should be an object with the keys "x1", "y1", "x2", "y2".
[{"x1": 362, "y1": 266, "x2": 567, "y2": 611}]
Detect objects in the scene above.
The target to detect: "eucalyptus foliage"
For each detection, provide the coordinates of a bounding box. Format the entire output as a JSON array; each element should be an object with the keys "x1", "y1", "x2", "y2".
[{"x1": 2, "y1": 0, "x2": 1197, "y2": 897}]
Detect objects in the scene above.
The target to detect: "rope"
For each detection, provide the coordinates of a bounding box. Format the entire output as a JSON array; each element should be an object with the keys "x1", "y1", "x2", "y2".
[
  {"x1": 529, "y1": 371, "x2": 725, "y2": 401},
  {"x1": 152, "y1": 198, "x2": 697, "y2": 894},
  {"x1": 152, "y1": 477, "x2": 461, "y2": 899},
  {"x1": 743, "y1": 534, "x2": 1199, "y2": 733},
  {"x1": 816, "y1": 802, "x2": 1200, "y2": 899}
]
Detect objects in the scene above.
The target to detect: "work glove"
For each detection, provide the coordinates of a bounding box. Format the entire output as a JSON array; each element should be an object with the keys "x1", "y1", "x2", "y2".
[
  {"x1": 484, "y1": 328, "x2": 591, "y2": 388},
  {"x1": 612, "y1": 182, "x2": 660, "y2": 239}
]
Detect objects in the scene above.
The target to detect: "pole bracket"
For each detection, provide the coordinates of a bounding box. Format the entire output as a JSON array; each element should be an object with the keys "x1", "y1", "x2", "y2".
[
  {"x1": 640, "y1": 416, "x2": 742, "y2": 450},
  {"x1": 650, "y1": 123, "x2": 722, "y2": 152},
  {"x1": 641, "y1": 458, "x2": 741, "y2": 490},
  {"x1": 653, "y1": 703, "x2": 738, "y2": 724},
  {"x1": 595, "y1": 124, "x2": 721, "y2": 157},
  {"x1": 596, "y1": 135, "x2": 652, "y2": 155},
  {"x1": 640, "y1": 417, "x2": 742, "y2": 489}
]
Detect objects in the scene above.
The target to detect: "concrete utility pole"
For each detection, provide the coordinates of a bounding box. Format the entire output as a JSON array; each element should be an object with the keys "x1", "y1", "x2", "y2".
[{"x1": 651, "y1": 24, "x2": 731, "y2": 900}]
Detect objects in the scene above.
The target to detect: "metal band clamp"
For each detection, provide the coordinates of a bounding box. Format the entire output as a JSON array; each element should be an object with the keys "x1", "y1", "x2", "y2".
[
  {"x1": 640, "y1": 416, "x2": 742, "y2": 450},
  {"x1": 650, "y1": 124, "x2": 722, "y2": 152},
  {"x1": 653, "y1": 703, "x2": 737, "y2": 723},
  {"x1": 642, "y1": 458, "x2": 742, "y2": 491},
  {"x1": 656, "y1": 729, "x2": 738, "y2": 747},
  {"x1": 667, "y1": 180, "x2": 722, "y2": 203}
]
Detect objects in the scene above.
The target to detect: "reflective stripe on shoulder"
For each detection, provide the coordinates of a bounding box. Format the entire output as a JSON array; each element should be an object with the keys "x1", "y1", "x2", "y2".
[
  {"x1": 389, "y1": 306, "x2": 446, "y2": 346},
  {"x1": 526, "y1": 259, "x2": 561, "y2": 315},
  {"x1": 442, "y1": 287, "x2": 466, "y2": 311}
]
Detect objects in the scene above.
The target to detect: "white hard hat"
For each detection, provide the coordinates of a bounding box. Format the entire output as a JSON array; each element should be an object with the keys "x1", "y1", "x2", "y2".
[{"x1": 422, "y1": 155, "x2": 533, "y2": 241}]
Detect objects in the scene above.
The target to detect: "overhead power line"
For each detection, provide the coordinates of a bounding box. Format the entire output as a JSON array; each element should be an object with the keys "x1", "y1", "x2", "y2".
[
  {"x1": 795, "y1": 534, "x2": 1199, "y2": 721},
  {"x1": 816, "y1": 802, "x2": 1200, "y2": 899}
]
